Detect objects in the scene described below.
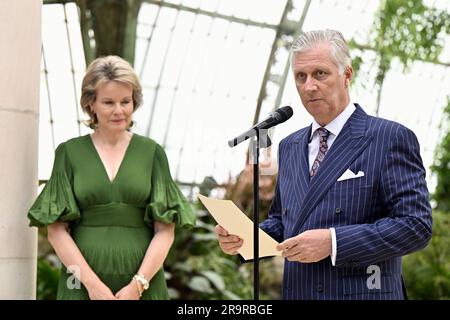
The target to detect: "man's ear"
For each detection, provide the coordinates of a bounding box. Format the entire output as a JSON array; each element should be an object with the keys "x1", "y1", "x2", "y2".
[{"x1": 344, "y1": 66, "x2": 353, "y2": 87}]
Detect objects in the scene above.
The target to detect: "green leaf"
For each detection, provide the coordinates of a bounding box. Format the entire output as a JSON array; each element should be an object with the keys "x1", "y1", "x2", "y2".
[
  {"x1": 223, "y1": 290, "x2": 243, "y2": 300},
  {"x1": 188, "y1": 276, "x2": 214, "y2": 294},
  {"x1": 200, "y1": 271, "x2": 226, "y2": 291}
]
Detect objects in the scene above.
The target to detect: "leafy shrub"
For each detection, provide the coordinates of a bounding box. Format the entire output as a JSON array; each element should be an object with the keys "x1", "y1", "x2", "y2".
[{"x1": 403, "y1": 211, "x2": 450, "y2": 299}]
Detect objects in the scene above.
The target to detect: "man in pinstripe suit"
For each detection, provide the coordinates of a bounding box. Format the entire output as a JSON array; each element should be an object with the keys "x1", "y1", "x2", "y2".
[{"x1": 215, "y1": 29, "x2": 432, "y2": 299}]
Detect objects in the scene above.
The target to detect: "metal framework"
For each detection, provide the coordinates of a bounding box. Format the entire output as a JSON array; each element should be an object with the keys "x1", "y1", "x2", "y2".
[{"x1": 41, "y1": 0, "x2": 450, "y2": 193}]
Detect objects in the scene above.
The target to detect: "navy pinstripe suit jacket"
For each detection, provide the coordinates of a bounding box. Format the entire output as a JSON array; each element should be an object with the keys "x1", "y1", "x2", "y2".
[{"x1": 260, "y1": 104, "x2": 432, "y2": 300}]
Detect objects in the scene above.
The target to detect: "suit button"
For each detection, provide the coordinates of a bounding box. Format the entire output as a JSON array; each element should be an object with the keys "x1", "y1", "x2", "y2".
[
  {"x1": 335, "y1": 207, "x2": 341, "y2": 214},
  {"x1": 317, "y1": 283, "x2": 324, "y2": 292}
]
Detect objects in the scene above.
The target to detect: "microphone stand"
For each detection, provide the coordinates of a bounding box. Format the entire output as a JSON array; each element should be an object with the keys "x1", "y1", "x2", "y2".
[
  {"x1": 230, "y1": 127, "x2": 273, "y2": 300},
  {"x1": 251, "y1": 128, "x2": 260, "y2": 301}
]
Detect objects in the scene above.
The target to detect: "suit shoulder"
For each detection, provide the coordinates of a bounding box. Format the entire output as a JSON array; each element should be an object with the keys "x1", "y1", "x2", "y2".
[{"x1": 366, "y1": 115, "x2": 416, "y2": 139}]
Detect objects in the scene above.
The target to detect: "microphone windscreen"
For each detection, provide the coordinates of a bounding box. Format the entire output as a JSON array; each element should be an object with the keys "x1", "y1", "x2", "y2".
[{"x1": 275, "y1": 106, "x2": 293, "y2": 122}]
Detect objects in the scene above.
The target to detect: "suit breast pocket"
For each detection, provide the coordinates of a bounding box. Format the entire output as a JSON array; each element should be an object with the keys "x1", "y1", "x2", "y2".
[{"x1": 332, "y1": 172, "x2": 371, "y2": 192}]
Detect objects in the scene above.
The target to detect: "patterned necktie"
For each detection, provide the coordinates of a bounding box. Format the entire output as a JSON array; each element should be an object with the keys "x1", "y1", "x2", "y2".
[{"x1": 310, "y1": 127, "x2": 331, "y2": 178}]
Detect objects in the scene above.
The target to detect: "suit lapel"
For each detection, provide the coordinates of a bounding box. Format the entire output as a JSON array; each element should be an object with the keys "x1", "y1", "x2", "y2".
[
  {"x1": 289, "y1": 125, "x2": 311, "y2": 212},
  {"x1": 290, "y1": 105, "x2": 373, "y2": 236}
]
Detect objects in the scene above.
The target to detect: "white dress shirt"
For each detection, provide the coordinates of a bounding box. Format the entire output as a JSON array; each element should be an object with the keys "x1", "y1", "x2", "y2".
[{"x1": 308, "y1": 102, "x2": 356, "y2": 266}]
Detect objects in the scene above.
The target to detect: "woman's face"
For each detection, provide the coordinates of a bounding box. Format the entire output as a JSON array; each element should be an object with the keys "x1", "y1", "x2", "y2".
[{"x1": 90, "y1": 81, "x2": 134, "y2": 132}]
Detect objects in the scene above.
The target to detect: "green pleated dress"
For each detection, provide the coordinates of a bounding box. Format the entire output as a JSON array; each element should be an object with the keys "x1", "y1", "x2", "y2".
[{"x1": 28, "y1": 133, "x2": 196, "y2": 300}]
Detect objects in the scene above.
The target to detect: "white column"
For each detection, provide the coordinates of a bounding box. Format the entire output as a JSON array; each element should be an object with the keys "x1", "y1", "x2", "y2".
[{"x1": 0, "y1": 0, "x2": 42, "y2": 299}]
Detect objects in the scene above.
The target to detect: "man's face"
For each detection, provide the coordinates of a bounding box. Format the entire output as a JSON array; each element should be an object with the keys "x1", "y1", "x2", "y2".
[{"x1": 292, "y1": 43, "x2": 352, "y2": 126}]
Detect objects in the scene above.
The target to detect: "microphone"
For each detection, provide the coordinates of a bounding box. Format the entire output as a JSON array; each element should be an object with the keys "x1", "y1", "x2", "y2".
[{"x1": 228, "y1": 106, "x2": 293, "y2": 147}]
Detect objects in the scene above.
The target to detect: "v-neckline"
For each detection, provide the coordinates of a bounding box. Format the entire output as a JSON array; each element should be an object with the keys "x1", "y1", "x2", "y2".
[{"x1": 87, "y1": 133, "x2": 135, "y2": 184}]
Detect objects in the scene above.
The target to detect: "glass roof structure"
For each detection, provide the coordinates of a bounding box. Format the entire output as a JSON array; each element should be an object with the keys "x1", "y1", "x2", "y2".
[{"x1": 40, "y1": 0, "x2": 450, "y2": 196}]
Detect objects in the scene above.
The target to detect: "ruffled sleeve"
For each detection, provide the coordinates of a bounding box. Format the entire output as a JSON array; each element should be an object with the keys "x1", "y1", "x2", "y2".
[
  {"x1": 28, "y1": 143, "x2": 81, "y2": 227},
  {"x1": 144, "y1": 144, "x2": 196, "y2": 228}
]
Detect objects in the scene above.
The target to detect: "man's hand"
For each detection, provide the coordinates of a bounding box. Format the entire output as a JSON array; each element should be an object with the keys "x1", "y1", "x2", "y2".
[
  {"x1": 214, "y1": 225, "x2": 243, "y2": 255},
  {"x1": 276, "y1": 229, "x2": 332, "y2": 263}
]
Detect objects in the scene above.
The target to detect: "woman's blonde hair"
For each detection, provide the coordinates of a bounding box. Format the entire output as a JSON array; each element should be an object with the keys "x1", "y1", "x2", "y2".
[{"x1": 80, "y1": 55, "x2": 143, "y2": 129}]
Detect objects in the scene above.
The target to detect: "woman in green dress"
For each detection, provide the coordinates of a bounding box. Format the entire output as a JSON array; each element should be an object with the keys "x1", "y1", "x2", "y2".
[{"x1": 28, "y1": 56, "x2": 195, "y2": 300}]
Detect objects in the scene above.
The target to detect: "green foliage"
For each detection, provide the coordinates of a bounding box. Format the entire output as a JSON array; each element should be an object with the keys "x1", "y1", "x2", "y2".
[
  {"x1": 377, "y1": 0, "x2": 449, "y2": 64},
  {"x1": 431, "y1": 98, "x2": 450, "y2": 212},
  {"x1": 373, "y1": 0, "x2": 450, "y2": 84},
  {"x1": 35, "y1": 227, "x2": 60, "y2": 300},
  {"x1": 36, "y1": 256, "x2": 60, "y2": 300},
  {"x1": 403, "y1": 211, "x2": 450, "y2": 299},
  {"x1": 163, "y1": 174, "x2": 283, "y2": 300},
  {"x1": 350, "y1": 53, "x2": 363, "y2": 80},
  {"x1": 347, "y1": 0, "x2": 449, "y2": 112},
  {"x1": 364, "y1": 0, "x2": 450, "y2": 114},
  {"x1": 165, "y1": 206, "x2": 254, "y2": 300}
]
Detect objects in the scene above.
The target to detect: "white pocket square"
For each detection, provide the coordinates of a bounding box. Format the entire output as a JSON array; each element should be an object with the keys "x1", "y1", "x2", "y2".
[{"x1": 337, "y1": 169, "x2": 365, "y2": 181}]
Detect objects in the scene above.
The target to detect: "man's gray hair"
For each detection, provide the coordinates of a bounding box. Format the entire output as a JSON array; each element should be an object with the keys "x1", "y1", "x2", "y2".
[{"x1": 291, "y1": 29, "x2": 352, "y2": 74}]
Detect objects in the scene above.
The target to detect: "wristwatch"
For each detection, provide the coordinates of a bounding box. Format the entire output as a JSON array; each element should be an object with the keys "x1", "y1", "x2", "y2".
[{"x1": 133, "y1": 273, "x2": 149, "y2": 290}]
